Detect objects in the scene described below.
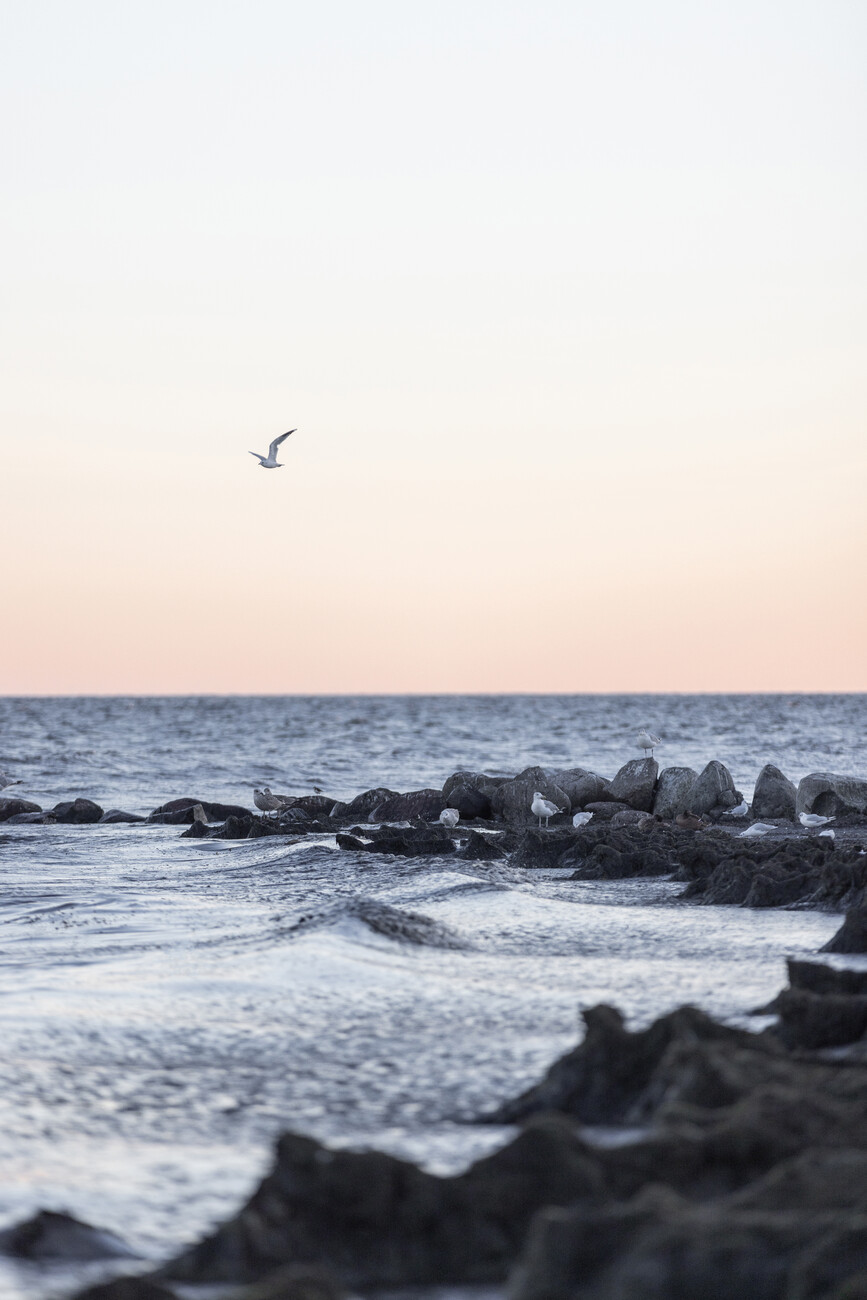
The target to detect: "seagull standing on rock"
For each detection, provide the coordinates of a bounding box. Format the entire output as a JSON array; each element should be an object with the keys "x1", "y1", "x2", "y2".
[
  {"x1": 572, "y1": 811, "x2": 593, "y2": 829},
  {"x1": 254, "y1": 788, "x2": 284, "y2": 817},
  {"x1": 531, "y1": 791, "x2": 562, "y2": 829},
  {"x1": 637, "y1": 730, "x2": 661, "y2": 757},
  {"x1": 439, "y1": 808, "x2": 460, "y2": 830},
  {"x1": 249, "y1": 430, "x2": 296, "y2": 469}
]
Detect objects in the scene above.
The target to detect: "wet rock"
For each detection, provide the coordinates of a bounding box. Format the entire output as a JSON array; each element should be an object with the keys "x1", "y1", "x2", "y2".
[
  {"x1": 336, "y1": 826, "x2": 455, "y2": 857},
  {"x1": 443, "y1": 782, "x2": 492, "y2": 820},
  {"x1": 3, "y1": 810, "x2": 52, "y2": 824},
  {"x1": 369, "y1": 789, "x2": 446, "y2": 822},
  {"x1": 458, "y1": 830, "x2": 507, "y2": 860},
  {"x1": 180, "y1": 819, "x2": 210, "y2": 838},
  {"x1": 680, "y1": 836, "x2": 858, "y2": 910},
  {"x1": 148, "y1": 798, "x2": 252, "y2": 824},
  {"x1": 609, "y1": 809, "x2": 646, "y2": 827},
  {"x1": 798, "y1": 771, "x2": 867, "y2": 819},
  {"x1": 604, "y1": 758, "x2": 658, "y2": 812},
  {"x1": 784, "y1": 958, "x2": 867, "y2": 998},
  {"x1": 821, "y1": 904, "x2": 867, "y2": 954},
  {"x1": 509, "y1": 828, "x2": 579, "y2": 869},
  {"x1": 161, "y1": 1116, "x2": 604, "y2": 1288},
  {"x1": 220, "y1": 815, "x2": 256, "y2": 840},
  {"x1": 223, "y1": 1265, "x2": 344, "y2": 1300},
  {"x1": 687, "y1": 761, "x2": 739, "y2": 815},
  {"x1": 442, "y1": 771, "x2": 509, "y2": 807},
  {"x1": 74, "y1": 1281, "x2": 177, "y2": 1300},
  {"x1": 0, "y1": 796, "x2": 42, "y2": 821},
  {"x1": 581, "y1": 800, "x2": 634, "y2": 821},
  {"x1": 99, "y1": 809, "x2": 146, "y2": 824},
  {"x1": 284, "y1": 795, "x2": 336, "y2": 818},
  {"x1": 0, "y1": 1208, "x2": 135, "y2": 1260},
  {"x1": 653, "y1": 766, "x2": 699, "y2": 819},
  {"x1": 491, "y1": 767, "x2": 571, "y2": 826},
  {"x1": 752, "y1": 764, "x2": 797, "y2": 821},
  {"x1": 772, "y1": 988, "x2": 867, "y2": 1050},
  {"x1": 563, "y1": 825, "x2": 676, "y2": 880},
  {"x1": 550, "y1": 768, "x2": 610, "y2": 810},
  {"x1": 340, "y1": 788, "x2": 399, "y2": 821},
  {"x1": 51, "y1": 797, "x2": 104, "y2": 823}
]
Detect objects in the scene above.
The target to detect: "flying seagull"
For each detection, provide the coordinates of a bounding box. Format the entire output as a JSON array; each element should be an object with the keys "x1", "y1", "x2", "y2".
[{"x1": 249, "y1": 430, "x2": 296, "y2": 469}]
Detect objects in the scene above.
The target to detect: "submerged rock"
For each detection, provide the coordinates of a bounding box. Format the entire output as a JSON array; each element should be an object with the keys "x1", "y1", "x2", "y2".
[
  {"x1": 752, "y1": 764, "x2": 797, "y2": 821},
  {"x1": 652, "y1": 766, "x2": 698, "y2": 819},
  {"x1": 0, "y1": 1208, "x2": 135, "y2": 1260},
  {"x1": 0, "y1": 796, "x2": 41, "y2": 821},
  {"x1": 99, "y1": 809, "x2": 146, "y2": 824},
  {"x1": 604, "y1": 758, "x2": 658, "y2": 812}
]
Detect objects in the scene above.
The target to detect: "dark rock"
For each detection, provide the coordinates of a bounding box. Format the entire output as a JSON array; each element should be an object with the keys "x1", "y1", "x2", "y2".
[
  {"x1": 441, "y1": 771, "x2": 509, "y2": 806},
  {"x1": 340, "y1": 788, "x2": 399, "y2": 821},
  {"x1": 161, "y1": 1116, "x2": 604, "y2": 1288},
  {"x1": 349, "y1": 900, "x2": 469, "y2": 949},
  {"x1": 0, "y1": 796, "x2": 42, "y2": 821},
  {"x1": 550, "y1": 768, "x2": 610, "y2": 810},
  {"x1": 74, "y1": 1281, "x2": 177, "y2": 1300},
  {"x1": 458, "y1": 830, "x2": 507, "y2": 860},
  {"x1": 0, "y1": 1208, "x2": 134, "y2": 1260},
  {"x1": 369, "y1": 789, "x2": 446, "y2": 822},
  {"x1": 509, "y1": 828, "x2": 579, "y2": 869},
  {"x1": 581, "y1": 800, "x2": 634, "y2": 821},
  {"x1": 821, "y1": 905, "x2": 867, "y2": 954},
  {"x1": 490, "y1": 767, "x2": 571, "y2": 826},
  {"x1": 222, "y1": 1265, "x2": 344, "y2": 1300},
  {"x1": 784, "y1": 959, "x2": 867, "y2": 998},
  {"x1": 687, "y1": 761, "x2": 739, "y2": 815},
  {"x1": 336, "y1": 826, "x2": 455, "y2": 857},
  {"x1": 99, "y1": 809, "x2": 146, "y2": 824},
  {"x1": 220, "y1": 815, "x2": 256, "y2": 840},
  {"x1": 52, "y1": 798, "x2": 104, "y2": 824},
  {"x1": 604, "y1": 758, "x2": 658, "y2": 812},
  {"x1": 443, "y1": 782, "x2": 492, "y2": 820},
  {"x1": 772, "y1": 988, "x2": 867, "y2": 1049},
  {"x1": 4, "y1": 811, "x2": 52, "y2": 824},
  {"x1": 798, "y1": 772, "x2": 867, "y2": 819},
  {"x1": 148, "y1": 798, "x2": 252, "y2": 824},
  {"x1": 653, "y1": 766, "x2": 699, "y2": 819},
  {"x1": 609, "y1": 809, "x2": 647, "y2": 827},
  {"x1": 285, "y1": 795, "x2": 336, "y2": 818},
  {"x1": 180, "y1": 819, "x2": 210, "y2": 838},
  {"x1": 752, "y1": 764, "x2": 797, "y2": 821}
]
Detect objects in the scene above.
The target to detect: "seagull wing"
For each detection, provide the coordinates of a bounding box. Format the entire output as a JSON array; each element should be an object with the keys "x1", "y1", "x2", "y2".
[{"x1": 268, "y1": 429, "x2": 296, "y2": 460}]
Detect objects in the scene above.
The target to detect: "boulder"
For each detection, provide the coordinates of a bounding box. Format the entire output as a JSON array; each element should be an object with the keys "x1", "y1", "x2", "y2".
[
  {"x1": 51, "y1": 798, "x2": 104, "y2": 824},
  {"x1": 0, "y1": 1208, "x2": 134, "y2": 1260},
  {"x1": 752, "y1": 765, "x2": 797, "y2": 821},
  {"x1": 550, "y1": 768, "x2": 610, "y2": 810},
  {"x1": 687, "y1": 761, "x2": 739, "y2": 815},
  {"x1": 772, "y1": 988, "x2": 867, "y2": 1050},
  {"x1": 797, "y1": 772, "x2": 867, "y2": 819},
  {"x1": 285, "y1": 795, "x2": 336, "y2": 818},
  {"x1": 821, "y1": 905, "x2": 867, "y2": 954},
  {"x1": 785, "y1": 959, "x2": 867, "y2": 998},
  {"x1": 340, "y1": 788, "x2": 400, "y2": 821},
  {"x1": 442, "y1": 783, "x2": 492, "y2": 820},
  {"x1": 441, "y1": 771, "x2": 509, "y2": 804},
  {"x1": 653, "y1": 767, "x2": 699, "y2": 819},
  {"x1": 336, "y1": 827, "x2": 455, "y2": 857},
  {"x1": 581, "y1": 801, "x2": 634, "y2": 821},
  {"x1": 609, "y1": 809, "x2": 647, "y2": 827},
  {"x1": 369, "y1": 789, "x2": 446, "y2": 822},
  {"x1": 99, "y1": 809, "x2": 146, "y2": 824},
  {"x1": 604, "y1": 759, "x2": 658, "y2": 812},
  {"x1": 490, "y1": 767, "x2": 571, "y2": 826},
  {"x1": 458, "y1": 830, "x2": 507, "y2": 860},
  {"x1": 0, "y1": 796, "x2": 41, "y2": 821},
  {"x1": 74, "y1": 1281, "x2": 177, "y2": 1300},
  {"x1": 148, "y1": 798, "x2": 252, "y2": 824}
]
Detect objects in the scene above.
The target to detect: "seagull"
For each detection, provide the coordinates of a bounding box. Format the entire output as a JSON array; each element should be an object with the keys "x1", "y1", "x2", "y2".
[
  {"x1": 819, "y1": 829, "x2": 835, "y2": 840},
  {"x1": 0, "y1": 771, "x2": 21, "y2": 789},
  {"x1": 572, "y1": 811, "x2": 593, "y2": 829},
  {"x1": 799, "y1": 812, "x2": 835, "y2": 829},
  {"x1": 439, "y1": 808, "x2": 460, "y2": 829},
  {"x1": 249, "y1": 430, "x2": 296, "y2": 469},
  {"x1": 254, "y1": 788, "x2": 284, "y2": 817},
  {"x1": 724, "y1": 800, "x2": 750, "y2": 818},
  {"x1": 739, "y1": 822, "x2": 778, "y2": 837},
  {"x1": 531, "y1": 791, "x2": 562, "y2": 828},
  {"x1": 637, "y1": 729, "x2": 661, "y2": 757}
]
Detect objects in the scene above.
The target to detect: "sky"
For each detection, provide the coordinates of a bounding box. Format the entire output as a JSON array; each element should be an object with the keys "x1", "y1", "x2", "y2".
[{"x1": 1, "y1": 0, "x2": 865, "y2": 694}]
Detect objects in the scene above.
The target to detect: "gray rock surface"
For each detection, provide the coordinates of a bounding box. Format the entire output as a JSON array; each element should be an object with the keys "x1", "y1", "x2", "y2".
[
  {"x1": 550, "y1": 768, "x2": 609, "y2": 810},
  {"x1": 687, "y1": 761, "x2": 739, "y2": 815},
  {"x1": 99, "y1": 809, "x2": 147, "y2": 824},
  {"x1": 490, "y1": 767, "x2": 571, "y2": 826},
  {"x1": 442, "y1": 771, "x2": 509, "y2": 803},
  {"x1": 605, "y1": 759, "x2": 658, "y2": 812},
  {"x1": 653, "y1": 767, "x2": 699, "y2": 819},
  {"x1": 752, "y1": 764, "x2": 797, "y2": 820},
  {"x1": 797, "y1": 771, "x2": 867, "y2": 818},
  {"x1": 51, "y1": 798, "x2": 104, "y2": 824},
  {"x1": 369, "y1": 790, "x2": 446, "y2": 822},
  {"x1": 0, "y1": 796, "x2": 41, "y2": 821}
]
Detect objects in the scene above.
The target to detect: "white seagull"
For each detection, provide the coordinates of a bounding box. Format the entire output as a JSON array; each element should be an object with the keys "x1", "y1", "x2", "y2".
[
  {"x1": 439, "y1": 808, "x2": 460, "y2": 829},
  {"x1": 799, "y1": 812, "x2": 835, "y2": 829},
  {"x1": 0, "y1": 771, "x2": 21, "y2": 789},
  {"x1": 637, "y1": 729, "x2": 661, "y2": 757},
  {"x1": 572, "y1": 811, "x2": 594, "y2": 829},
  {"x1": 724, "y1": 800, "x2": 750, "y2": 818},
  {"x1": 819, "y1": 829, "x2": 836, "y2": 840},
  {"x1": 254, "y1": 787, "x2": 284, "y2": 817},
  {"x1": 249, "y1": 430, "x2": 296, "y2": 469},
  {"x1": 738, "y1": 822, "x2": 778, "y2": 838},
  {"x1": 531, "y1": 791, "x2": 562, "y2": 828}
]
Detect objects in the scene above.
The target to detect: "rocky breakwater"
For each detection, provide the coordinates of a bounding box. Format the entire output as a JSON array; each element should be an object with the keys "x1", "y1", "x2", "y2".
[{"x1": 73, "y1": 960, "x2": 867, "y2": 1300}]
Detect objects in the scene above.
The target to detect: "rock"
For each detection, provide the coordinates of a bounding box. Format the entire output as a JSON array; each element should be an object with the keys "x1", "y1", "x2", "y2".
[
  {"x1": 752, "y1": 764, "x2": 797, "y2": 821},
  {"x1": 458, "y1": 830, "x2": 507, "y2": 860},
  {"x1": 772, "y1": 988, "x2": 867, "y2": 1050},
  {"x1": 441, "y1": 771, "x2": 509, "y2": 806},
  {"x1": 336, "y1": 826, "x2": 455, "y2": 857},
  {"x1": 784, "y1": 959, "x2": 867, "y2": 997},
  {"x1": 369, "y1": 789, "x2": 446, "y2": 822},
  {"x1": 687, "y1": 761, "x2": 739, "y2": 815},
  {"x1": 442, "y1": 782, "x2": 492, "y2": 820},
  {"x1": 0, "y1": 1208, "x2": 134, "y2": 1260},
  {"x1": 609, "y1": 809, "x2": 647, "y2": 827},
  {"x1": 74, "y1": 1281, "x2": 177, "y2": 1300},
  {"x1": 490, "y1": 767, "x2": 571, "y2": 827},
  {"x1": 653, "y1": 767, "x2": 699, "y2": 819},
  {"x1": 160, "y1": 1116, "x2": 603, "y2": 1288},
  {"x1": 821, "y1": 905, "x2": 867, "y2": 954},
  {"x1": 222, "y1": 1265, "x2": 344, "y2": 1300},
  {"x1": 580, "y1": 800, "x2": 634, "y2": 821},
  {"x1": 797, "y1": 772, "x2": 867, "y2": 819},
  {"x1": 220, "y1": 815, "x2": 256, "y2": 840},
  {"x1": 349, "y1": 901, "x2": 469, "y2": 949},
  {"x1": 180, "y1": 819, "x2": 210, "y2": 838},
  {"x1": 98, "y1": 809, "x2": 146, "y2": 824},
  {"x1": 284, "y1": 795, "x2": 336, "y2": 818},
  {"x1": 148, "y1": 798, "x2": 252, "y2": 824},
  {"x1": 0, "y1": 796, "x2": 42, "y2": 821},
  {"x1": 604, "y1": 758, "x2": 658, "y2": 812},
  {"x1": 340, "y1": 788, "x2": 400, "y2": 821},
  {"x1": 509, "y1": 828, "x2": 579, "y2": 869},
  {"x1": 550, "y1": 768, "x2": 610, "y2": 810},
  {"x1": 51, "y1": 797, "x2": 104, "y2": 823},
  {"x1": 4, "y1": 811, "x2": 52, "y2": 824}
]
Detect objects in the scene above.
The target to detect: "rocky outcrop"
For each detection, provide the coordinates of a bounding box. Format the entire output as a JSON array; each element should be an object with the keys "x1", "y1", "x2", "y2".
[
  {"x1": 0, "y1": 796, "x2": 41, "y2": 821},
  {"x1": 339, "y1": 788, "x2": 399, "y2": 821},
  {"x1": 550, "y1": 768, "x2": 609, "y2": 810},
  {"x1": 604, "y1": 759, "x2": 658, "y2": 812},
  {"x1": 99, "y1": 809, "x2": 146, "y2": 824},
  {"x1": 51, "y1": 797, "x2": 104, "y2": 824},
  {"x1": 652, "y1": 766, "x2": 698, "y2": 819},
  {"x1": 687, "y1": 760, "x2": 740, "y2": 814},
  {"x1": 797, "y1": 771, "x2": 867, "y2": 818},
  {"x1": 783, "y1": 958, "x2": 867, "y2": 997},
  {"x1": 752, "y1": 764, "x2": 797, "y2": 820},
  {"x1": 75, "y1": 1281, "x2": 177, "y2": 1300},
  {"x1": 368, "y1": 789, "x2": 446, "y2": 822},
  {"x1": 772, "y1": 987, "x2": 867, "y2": 1050},
  {"x1": 336, "y1": 826, "x2": 456, "y2": 857},
  {"x1": 490, "y1": 767, "x2": 571, "y2": 826},
  {"x1": 148, "y1": 798, "x2": 252, "y2": 824},
  {"x1": 0, "y1": 1209, "x2": 134, "y2": 1260},
  {"x1": 442, "y1": 783, "x2": 492, "y2": 819},
  {"x1": 820, "y1": 904, "x2": 867, "y2": 954},
  {"x1": 580, "y1": 800, "x2": 633, "y2": 821},
  {"x1": 458, "y1": 830, "x2": 507, "y2": 860}
]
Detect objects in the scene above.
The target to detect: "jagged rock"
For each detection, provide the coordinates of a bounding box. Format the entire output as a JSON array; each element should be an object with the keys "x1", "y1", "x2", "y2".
[
  {"x1": 148, "y1": 798, "x2": 251, "y2": 824},
  {"x1": 784, "y1": 959, "x2": 867, "y2": 998},
  {"x1": 550, "y1": 768, "x2": 610, "y2": 810},
  {"x1": 797, "y1": 772, "x2": 867, "y2": 819},
  {"x1": 0, "y1": 796, "x2": 42, "y2": 821},
  {"x1": 458, "y1": 830, "x2": 507, "y2": 860},
  {"x1": 160, "y1": 1116, "x2": 603, "y2": 1288},
  {"x1": 509, "y1": 828, "x2": 578, "y2": 869},
  {"x1": 687, "y1": 761, "x2": 739, "y2": 815},
  {"x1": 821, "y1": 905, "x2": 867, "y2": 954},
  {"x1": 99, "y1": 809, "x2": 146, "y2": 824},
  {"x1": 772, "y1": 988, "x2": 867, "y2": 1050},
  {"x1": 285, "y1": 795, "x2": 336, "y2": 818},
  {"x1": 0, "y1": 1208, "x2": 134, "y2": 1260},
  {"x1": 752, "y1": 764, "x2": 797, "y2": 821},
  {"x1": 51, "y1": 797, "x2": 104, "y2": 824},
  {"x1": 369, "y1": 789, "x2": 446, "y2": 822},
  {"x1": 180, "y1": 820, "x2": 210, "y2": 838},
  {"x1": 220, "y1": 815, "x2": 256, "y2": 840},
  {"x1": 74, "y1": 1281, "x2": 177, "y2": 1300},
  {"x1": 604, "y1": 759, "x2": 658, "y2": 812},
  {"x1": 490, "y1": 767, "x2": 571, "y2": 826},
  {"x1": 340, "y1": 788, "x2": 399, "y2": 820},
  {"x1": 442, "y1": 783, "x2": 492, "y2": 820},
  {"x1": 653, "y1": 766, "x2": 699, "y2": 819}
]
